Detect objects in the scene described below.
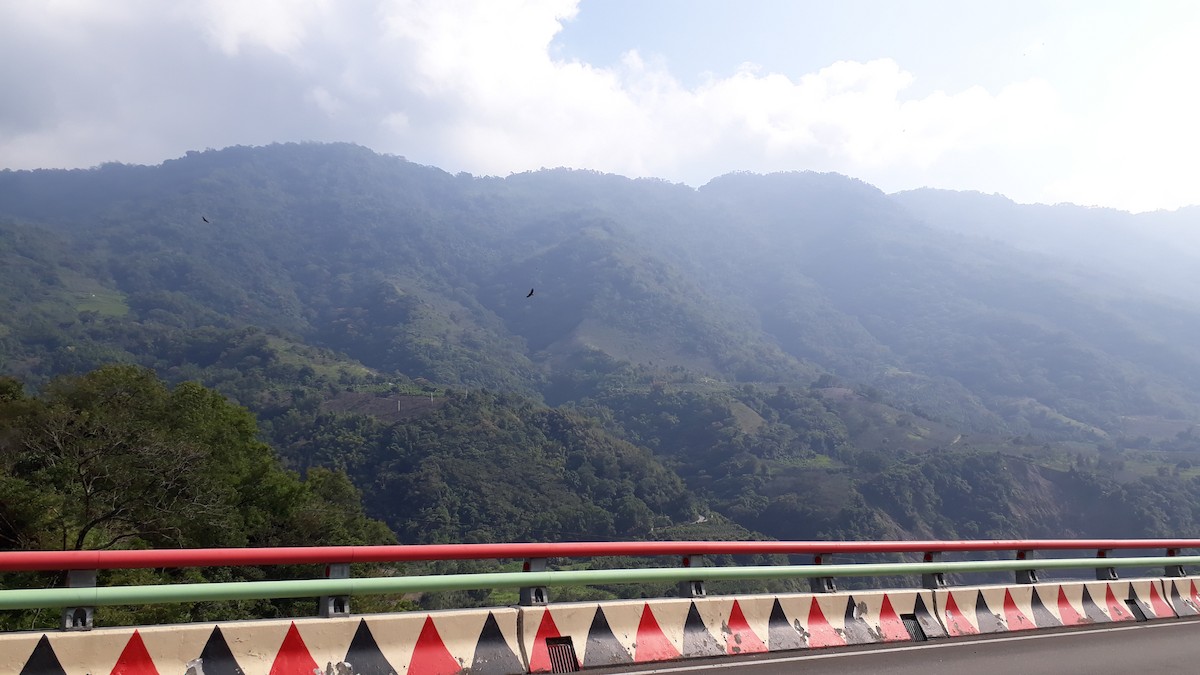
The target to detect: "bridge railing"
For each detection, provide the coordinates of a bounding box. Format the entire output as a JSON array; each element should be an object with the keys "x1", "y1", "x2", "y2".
[{"x1": 3, "y1": 539, "x2": 1199, "y2": 630}]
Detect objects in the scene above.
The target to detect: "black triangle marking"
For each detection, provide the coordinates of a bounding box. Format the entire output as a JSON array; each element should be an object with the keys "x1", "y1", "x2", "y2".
[
  {"x1": 682, "y1": 602, "x2": 725, "y2": 657},
  {"x1": 197, "y1": 626, "x2": 245, "y2": 675},
  {"x1": 768, "y1": 599, "x2": 806, "y2": 651},
  {"x1": 973, "y1": 592, "x2": 1005, "y2": 634},
  {"x1": 584, "y1": 607, "x2": 632, "y2": 667},
  {"x1": 19, "y1": 635, "x2": 67, "y2": 675},
  {"x1": 1168, "y1": 581, "x2": 1198, "y2": 616},
  {"x1": 345, "y1": 619, "x2": 399, "y2": 675},
  {"x1": 841, "y1": 596, "x2": 878, "y2": 644},
  {"x1": 913, "y1": 594, "x2": 947, "y2": 639},
  {"x1": 1030, "y1": 587, "x2": 1063, "y2": 627},
  {"x1": 1080, "y1": 587, "x2": 1110, "y2": 623},
  {"x1": 470, "y1": 612, "x2": 524, "y2": 675}
]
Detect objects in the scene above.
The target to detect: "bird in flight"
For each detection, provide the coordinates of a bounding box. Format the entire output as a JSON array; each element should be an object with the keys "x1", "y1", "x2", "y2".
[
  {"x1": 527, "y1": 288, "x2": 535, "y2": 298},
  {"x1": 201, "y1": 216, "x2": 209, "y2": 223}
]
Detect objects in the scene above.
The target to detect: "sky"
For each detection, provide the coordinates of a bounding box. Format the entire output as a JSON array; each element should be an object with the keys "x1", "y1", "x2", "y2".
[{"x1": 2, "y1": 0, "x2": 1199, "y2": 212}]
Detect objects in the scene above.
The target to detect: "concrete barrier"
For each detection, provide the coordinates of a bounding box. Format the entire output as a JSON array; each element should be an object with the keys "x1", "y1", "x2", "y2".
[
  {"x1": 518, "y1": 588, "x2": 943, "y2": 671},
  {"x1": 4, "y1": 608, "x2": 523, "y2": 675},
  {"x1": 1163, "y1": 576, "x2": 1200, "y2": 616}
]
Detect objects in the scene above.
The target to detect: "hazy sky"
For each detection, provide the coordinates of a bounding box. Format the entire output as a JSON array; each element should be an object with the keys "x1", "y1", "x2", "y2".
[{"x1": 2, "y1": 0, "x2": 1199, "y2": 212}]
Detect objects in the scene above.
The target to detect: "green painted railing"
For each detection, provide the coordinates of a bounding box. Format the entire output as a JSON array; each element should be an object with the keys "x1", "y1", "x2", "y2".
[{"x1": 3, "y1": 555, "x2": 1197, "y2": 610}]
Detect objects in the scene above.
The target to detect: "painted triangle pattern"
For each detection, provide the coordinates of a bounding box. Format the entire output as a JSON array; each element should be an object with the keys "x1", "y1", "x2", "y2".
[
  {"x1": 840, "y1": 596, "x2": 877, "y2": 644},
  {"x1": 1148, "y1": 583, "x2": 1176, "y2": 619},
  {"x1": 877, "y1": 595, "x2": 910, "y2": 642},
  {"x1": 725, "y1": 600, "x2": 767, "y2": 655},
  {"x1": 1167, "y1": 581, "x2": 1196, "y2": 616},
  {"x1": 767, "y1": 599, "x2": 806, "y2": 651},
  {"x1": 974, "y1": 592, "x2": 1006, "y2": 634},
  {"x1": 1104, "y1": 585, "x2": 1134, "y2": 622},
  {"x1": 195, "y1": 627, "x2": 246, "y2": 675},
  {"x1": 18, "y1": 635, "x2": 67, "y2": 675},
  {"x1": 633, "y1": 604, "x2": 680, "y2": 663},
  {"x1": 268, "y1": 623, "x2": 318, "y2": 675},
  {"x1": 1055, "y1": 587, "x2": 1086, "y2": 626},
  {"x1": 804, "y1": 598, "x2": 845, "y2": 648},
  {"x1": 1029, "y1": 588, "x2": 1062, "y2": 628},
  {"x1": 408, "y1": 616, "x2": 463, "y2": 675},
  {"x1": 682, "y1": 603, "x2": 724, "y2": 657},
  {"x1": 913, "y1": 595, "x2": 947, "y2": 639},
  {"x1": 584, "y1": 607, "x2": 632, "y2": 668},
  {"x1": 111, "y1": 630, "x2": 160, "y2": 675},
  {"x1": 941, "y1": 593, "x2": 977, "y2": 636},
  {"x1": 470, "y1": 612, "x2": 524, "y2": 675},
  {"x1": 344, "y1": 619, "x2": 399, "y2": 675},
  {"x1": 1001, "y1": 589, "x2": 1035, "y2": 631},
  {"x1": 528, "y1": 610, "x2": 563, "y2": 673},
  {"x1": 1081, "y1": 587, "x2": 1111, "y2": 623}
]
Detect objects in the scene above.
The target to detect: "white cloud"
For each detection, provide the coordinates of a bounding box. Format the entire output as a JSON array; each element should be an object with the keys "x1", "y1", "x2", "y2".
[{"x1": 0, "y1": 0, "x2": 1189, "y2": 211}]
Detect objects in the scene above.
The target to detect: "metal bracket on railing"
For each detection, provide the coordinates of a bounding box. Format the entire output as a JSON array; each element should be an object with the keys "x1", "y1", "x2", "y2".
[
  {"x1": 1165, "y1": 548, "x2": 1186, "y2": 577},
  {"x1": 519, "y1": 558, "x2": 549, "y2": 606},
  {"x1": 1015, "y1": 550, "x2": 1039, "y2": 584},
  {"x1": 810, "y1": 554, "x2": 837, "y2": 593},
  {"x1": 319, "y1": 563, "x2": 351, "y2": 617},
  {"x1": 678, "y1": 555, "x2": 706, "y2": 598},
  {"x1": 60, "y1": 569, "x2": 96, "y2": 631},
  {"x1": 922, "y1": 552, "x2": 946, "y2": 589},
  {"x1": 1095, "y1": 549, "x2": 1118, "y2": 581}
]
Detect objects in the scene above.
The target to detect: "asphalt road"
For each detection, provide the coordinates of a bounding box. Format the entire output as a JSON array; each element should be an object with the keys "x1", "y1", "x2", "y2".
[{"x1": 591, "y1": 618, "x2": 1200, "y2": 675}]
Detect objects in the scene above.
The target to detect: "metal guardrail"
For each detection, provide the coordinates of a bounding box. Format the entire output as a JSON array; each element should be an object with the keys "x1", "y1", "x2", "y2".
[
  {"x1": 3, "y1": 539, "x2": 1199, "y2": 629},
  {"x1": 2, "y1": 539, "x2": 1199, "y2": 571},
  {"x1": 2, "y1": 555, "x2": 1199, "y2": 610}
]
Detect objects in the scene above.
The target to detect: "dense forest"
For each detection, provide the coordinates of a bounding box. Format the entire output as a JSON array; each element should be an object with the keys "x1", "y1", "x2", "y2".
[{"x1": 4, "y1": 143, "x2": 1200, "y2": 622}]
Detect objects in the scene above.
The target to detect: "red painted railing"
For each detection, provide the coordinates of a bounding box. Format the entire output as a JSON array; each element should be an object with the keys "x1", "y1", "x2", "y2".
[{"x1": 2, "y1": 539, "x2": 1198, "y2": 572}]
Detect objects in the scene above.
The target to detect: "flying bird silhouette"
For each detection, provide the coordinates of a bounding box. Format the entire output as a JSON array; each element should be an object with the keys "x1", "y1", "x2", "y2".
[
  {"x1": 201, "y1": 216, "x2": 209, "y2": 223},
  {"x1": 527, "y1": 288, "x2": 535, "y2": 298}
]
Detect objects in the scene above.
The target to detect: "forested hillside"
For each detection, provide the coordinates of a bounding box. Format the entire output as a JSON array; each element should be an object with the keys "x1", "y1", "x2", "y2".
[{"x1": 4, "y1": 142, "x2": 1200, "y2": 568}]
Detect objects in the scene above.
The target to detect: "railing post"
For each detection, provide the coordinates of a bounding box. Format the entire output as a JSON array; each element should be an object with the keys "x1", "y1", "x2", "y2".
[
  {"x1": 1165, "y1": 548, "x2": 1186, "y2": 578},
  {"x1": 678, "y1": 555, "x2": 706, "y2": 598},
  {"x1": 809, "y1": 553, "x2": 836, "y2": 593},
  {"x1": 319, "y1": 563, "x2": 351, "y2": 617},
  {"x1": 60, "y1": 569, "x2": 96, "y2": 631},
  {"x1": 922, "y1": 552, "x2": 946, "y2": 589},
  {"x1": 1015, "y1": 549, "x2": 1039, "y2": 584},
  {"x1": 1096, "y1": 549, "x2": 1118, "y2": 581},
  {"x1": 519, "y1": 558, "x2": 549, "y2": 606}
]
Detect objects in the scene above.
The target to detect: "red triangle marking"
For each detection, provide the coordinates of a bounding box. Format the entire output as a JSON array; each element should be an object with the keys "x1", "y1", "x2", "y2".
[
  {"x1": 110, "y1": 630, "x2": 159, "y2": 675},
  {"x1": 1002, "y1": 589, "x2": 1035, "y2": 631},
  {"x1": 877, "y1": 595, "x2": 910, "y2": 642},
  {"x1": 634, "y1": 604, "x2": 681, "y2": 663},
  {"x1": 408, "y1": 616, "x2": 462, "y2": 675},
  {"x1": 1190, "y1": 580, "x2": 1200, "y2": 608},
  {"x1": 725, "y1": 600, "x2": 767, "y2": 655},
  {"x1": 1105, "y1": 585, "x2": 1133, "y2": 622},
  {"x1": 268, "y1": 623, "x2": 319, "y2": 675},
  {"x1": 942, "y1": 593, "x2": 978, "y2": 636},
  {"x1": 528, "y1": 610, "x2": 563, "y2": 673},
  {"x1": 1056, "y1": 587, "x2": 1085, "y2": 626},
  {"x1": 805, "y1": 598, "x2": 846, "y2": 648},
  {"x1": 1149, "y1": 583, "x2": 1175, "y2": 619}
]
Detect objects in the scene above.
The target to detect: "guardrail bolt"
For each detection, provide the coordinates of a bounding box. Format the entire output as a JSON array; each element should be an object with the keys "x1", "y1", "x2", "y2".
[
  {"x1": 1095, "y1": 549, "x2": 1118, "y2": 581},
  {"x1": 319, "y1": 563, "x2": 351, "y2": 617},
  {"x1": 520, "y1": 558, "x2": 549, "y2": 606},
  {"x1": 922, "y1": 552, "x2": 946, "y2": 590},
  {"x1": 60, "y1": 569, "x2": 96, "y2": 631},
  {"x1": 1165, "y1": 548, "x2": 1186, "y2": 577},
  {"x1": 809, "y1": 554, "x2": 837, "y2": 593},
  {"x1": 678, "y1": 555, "x2": 706, "y2": 598}
]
